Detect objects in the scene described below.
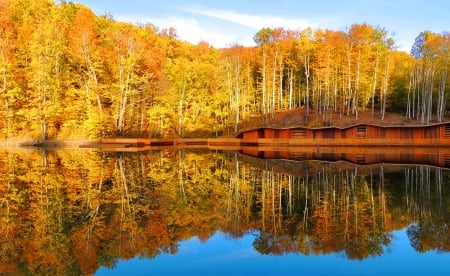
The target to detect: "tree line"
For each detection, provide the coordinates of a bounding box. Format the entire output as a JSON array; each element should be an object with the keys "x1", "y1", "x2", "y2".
[{"x1": 0, "y1": 0, "x2": 449, "y2": 139}]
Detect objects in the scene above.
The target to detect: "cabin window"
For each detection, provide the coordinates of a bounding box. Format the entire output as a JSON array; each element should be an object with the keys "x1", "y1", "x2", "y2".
[
  {"x1": 355, "y1": 154, "x2": 366, "y2": 164},
  {"x1": 357, "y1": 126, "x2": 366, "y2": 139},
  {"x1": 292, "y1": 128, "x2": 307, "y2": 138},
  {"x1": 291, "y1": 152, "x2": 307, "y2": 160},
  {"x1": 445, "y1": 124, "x2": 450, "y2": 139},
  {"x1": 444, "y1": 154, "x2": 450, "y2": 168}
]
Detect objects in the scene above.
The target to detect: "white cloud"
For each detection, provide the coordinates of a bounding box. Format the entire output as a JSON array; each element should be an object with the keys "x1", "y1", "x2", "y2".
[
  {"x1": 117, "y1": 14, "x2": 246, "y2": 48},
  {"x1": 184, "y1": 7, "x2": 311, "y2": 30},
  {"x1": 155, "y1": 16, "x2": 240, "y2": 47},
  {"x1": 115, "y1": 7, "x2": 313, "y2": 48}
]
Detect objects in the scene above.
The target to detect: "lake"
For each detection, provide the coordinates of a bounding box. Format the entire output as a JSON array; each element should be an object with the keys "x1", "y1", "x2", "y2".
[{"x1": 0, "y1": 148, "x2": 449, "y2": 275}]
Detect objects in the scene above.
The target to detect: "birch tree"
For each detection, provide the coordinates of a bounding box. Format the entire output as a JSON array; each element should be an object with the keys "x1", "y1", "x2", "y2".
[
  {"x1": 297, "y1": 28, "x2": 314, "y2": 114},
  {"x1": 410, "y1": 31, "x2": 449, "y2": 124},
  {"x1": 66, "y1": 4, "x2": 105, "y2": 137},
  {"x1": 109, "y1": 24, "x2": 147, "y2": 135},
  {"x1": 254, "y1": 28, "x2": 274, "y2": 118}
]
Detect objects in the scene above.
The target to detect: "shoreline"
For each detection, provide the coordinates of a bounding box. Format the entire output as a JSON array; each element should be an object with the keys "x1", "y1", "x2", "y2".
[{"x1": 0, "y1": 139, "x2": 98, "y2": 150}]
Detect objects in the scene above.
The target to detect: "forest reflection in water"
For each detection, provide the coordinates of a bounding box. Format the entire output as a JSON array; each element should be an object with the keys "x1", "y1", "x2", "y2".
[{"x1": 0, "y1": 148, "x2": 449, "y2": 275}]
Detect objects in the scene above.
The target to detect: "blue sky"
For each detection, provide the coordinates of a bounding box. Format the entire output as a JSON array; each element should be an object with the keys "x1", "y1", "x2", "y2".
[{"x1": 73, "y1": 0, "x2": 450, "y2": 52}]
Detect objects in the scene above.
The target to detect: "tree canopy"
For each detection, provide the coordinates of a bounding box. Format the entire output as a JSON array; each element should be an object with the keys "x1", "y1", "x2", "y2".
[{"x1": 0, "y1": 0, "x2": 449, "y2": 140}]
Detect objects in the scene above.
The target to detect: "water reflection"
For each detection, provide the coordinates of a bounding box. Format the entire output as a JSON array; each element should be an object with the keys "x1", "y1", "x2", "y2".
[{"x1": 0, "y1": 149, "x2": 449, "y2": 275}]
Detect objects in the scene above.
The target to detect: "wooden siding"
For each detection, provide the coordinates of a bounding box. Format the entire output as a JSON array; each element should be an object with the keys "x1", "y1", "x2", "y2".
[
  {"x1": 243, "y1": 130, "x2": 259, "y2": 139},
  {"x1": 365, "y1": 125, "x2": 385, "y2": 139},
  {"x1": 264, "y1": 129, "x2": 276, "y2": 139},
  {"x1": 322, "y1": 128, "x2": 336, "y2": 139},
  {"x1": 239, "y1": 123, "x2": 450, "y2": 143},
  {"x1": 424, "y1": 125, "x2": 439, "y2": 139},
  {"x1": 279, "y1": 129, "x2": 291, "y2": 138}
]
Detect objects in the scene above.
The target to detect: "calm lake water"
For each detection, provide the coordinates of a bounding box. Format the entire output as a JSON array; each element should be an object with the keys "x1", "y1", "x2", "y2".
[{"x1": 1, "y1": 148, "x2": 449, "y2": 275}]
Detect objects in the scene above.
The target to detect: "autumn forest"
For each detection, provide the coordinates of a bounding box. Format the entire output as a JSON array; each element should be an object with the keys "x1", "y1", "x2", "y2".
[{"x1": 0, "y1": 0, "x2": 450, "y2": 140}]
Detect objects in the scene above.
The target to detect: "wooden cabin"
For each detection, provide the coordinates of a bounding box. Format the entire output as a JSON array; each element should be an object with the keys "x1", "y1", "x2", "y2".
[
  {"x1": 236, "y1": 122, "x2": 450, "y2": 146},
  {"x1": 236, "y1": 122, "x2": 450, "y2": 167}
]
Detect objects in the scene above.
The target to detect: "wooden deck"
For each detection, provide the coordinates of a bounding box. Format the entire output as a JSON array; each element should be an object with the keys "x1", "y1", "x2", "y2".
[{"x1": 79, "y1": 136, "x2": 449, "y2": 152}]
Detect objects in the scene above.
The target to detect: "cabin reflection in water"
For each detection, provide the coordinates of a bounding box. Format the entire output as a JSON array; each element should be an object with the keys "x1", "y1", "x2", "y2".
[
  {"x1": 0, "y1": 149, "x2": 449, "y2": 275},
  {"x1": 239, "y1": 146, "x2": 450, "y2": 168}
]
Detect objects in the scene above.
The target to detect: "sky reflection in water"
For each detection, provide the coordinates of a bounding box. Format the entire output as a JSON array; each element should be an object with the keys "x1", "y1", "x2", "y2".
[{"x1": 97, "y1": 228, "x2": 450, "y2": 275}]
